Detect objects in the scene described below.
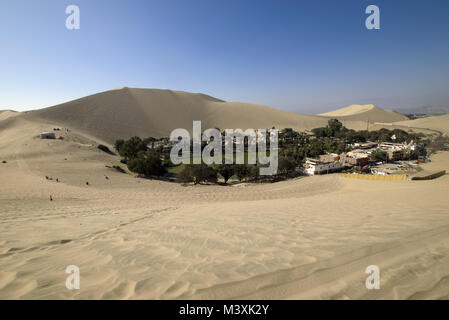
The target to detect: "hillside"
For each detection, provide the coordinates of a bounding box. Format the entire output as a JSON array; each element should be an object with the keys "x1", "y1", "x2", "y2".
[
  {"x1": 0, "y1": 110, "x2": 19, "y2": 121},
  {"x1": 23, "y1": 87, "x2": 329, "y2": 143},
  {"x1": 13, "y1": 90, "x2": 422, "y2": 144},
  {"x1": 319, "y1": 104, "x2": 408, "y2": 123},
  {"x1": 395, "y1": 105, "x2": 449, "y2": 116},
  {"x1": 393, "y1": 114, "x2": 449, "y2": 135}
]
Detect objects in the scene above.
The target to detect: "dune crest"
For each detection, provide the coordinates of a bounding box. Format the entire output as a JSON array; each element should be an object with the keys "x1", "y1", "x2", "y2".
[
  {"x1": 23, "y1": 87, "x2": 329, "y2": 143},
  {"x1": 319, "y1": 104, "x2": 408, "y2": 123},
  {"x1": 394, "y1": 114, "x2": 449, "y2": 135},
  {"x1": 0, "y1": 110, "x2": 19, "y2": 121},
  {"x1": 11, "y1": 88, "x2": 418, "y2": 144},
  {"x1": 320, "y1": 104, "x2": 377, "y2": 116}
]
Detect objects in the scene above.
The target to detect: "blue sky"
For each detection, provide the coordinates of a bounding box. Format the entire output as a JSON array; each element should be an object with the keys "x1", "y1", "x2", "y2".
[{"x1": 0, "y1": 0, "x2": 448, "y2": 113}]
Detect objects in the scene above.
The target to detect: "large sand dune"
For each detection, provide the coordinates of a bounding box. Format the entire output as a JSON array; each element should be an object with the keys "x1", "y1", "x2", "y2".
[
  {"x1": 23, "y1": 88, "x2": 331, "y2": 143},
  {"x1": 320, "y1": 104, "x2": 408, "y2": 123},
  {"x1": 12, "y1": 90, "x2": 410, "y2": 145}
]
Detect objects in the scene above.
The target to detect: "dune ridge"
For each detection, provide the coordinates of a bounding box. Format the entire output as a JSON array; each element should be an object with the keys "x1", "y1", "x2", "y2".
[
  {"x1": 0, "y1": 110, "x2": 19, "y2": 122},
  {"x1": 6, "y1": 89, "x2": 411, "y2": 144},
  {"x1": 1, "y1": 126, "x2": 448, "y2": 299},
  {"x1": 394, "y1": 114, "x2": 449, "y2": 135},
  {"x1": 319, "y1": 104, "x2": 408, "y2": 123},
  {"x1": 23, "y1": 88, "x2": 330, "y2": 143}
]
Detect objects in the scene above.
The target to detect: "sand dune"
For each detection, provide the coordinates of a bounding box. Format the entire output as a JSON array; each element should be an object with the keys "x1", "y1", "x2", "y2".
[
  {"x1": 393, "y1": 114, "x2": 449, "y2": 135},
  {"x1": 320, "y1": 104, "x2": 408, "y2": 123},
  {"x1": 1, "y1": 111, "x2": 449, "y2": 299},
  {"x1": 14, "y1": 90, "x2": 409, "y2": 145},
  {"x1": 23, "y1": 88, "x2": 330, "y2": 143},
  {"x1": 0, "y1": 110, "x2": 19, "y2": 122},
  {"x1": 1, "y1": 89, "x2": 448, "y2": 299},
  {"x1": 320, "y1": 104, "x2": 376, "y2": 116},
  {"x1": 183, "y1": 224, "x2": 449, "y2": 300}
]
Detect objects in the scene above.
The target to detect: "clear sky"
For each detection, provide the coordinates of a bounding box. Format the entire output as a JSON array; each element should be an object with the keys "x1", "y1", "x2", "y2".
[{"x1": 0, "y1": 0, "x2": 448, "y2": 113}]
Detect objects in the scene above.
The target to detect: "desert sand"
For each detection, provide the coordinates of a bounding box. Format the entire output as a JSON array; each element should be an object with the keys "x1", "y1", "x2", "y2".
[
  {"x1": 1, "y1": 92, "x2": 449, "y2": 299},
  {"x1": 320, "y1": 104, "x2": 408, "y2": 123},
  {"x1": 394, "y1": 114, "x2": 449, "y2": 136},
  {"x1": 0, "y1": 110, "x2": 19, "y2": 122},
  {"x1": 24, "y1": 88, "x2": 331, "y2": 143},
  {"x1": 23, "y1": 89, "x2": 409, "y2": 143}
]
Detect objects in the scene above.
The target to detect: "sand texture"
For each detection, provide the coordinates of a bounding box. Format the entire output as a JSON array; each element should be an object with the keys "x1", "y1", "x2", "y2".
[{"x1": 1, "y1": 93, "x2": 448, "y2": 299}]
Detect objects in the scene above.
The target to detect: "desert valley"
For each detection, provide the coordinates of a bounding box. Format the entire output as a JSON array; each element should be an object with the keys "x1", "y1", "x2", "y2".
[{"x1": 1, "y1": 87, "x2": 449, "y2": 299}]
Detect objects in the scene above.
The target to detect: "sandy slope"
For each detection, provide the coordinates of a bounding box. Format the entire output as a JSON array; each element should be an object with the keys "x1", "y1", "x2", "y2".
[
  {"x1": 0, "y1": 110, "x2": 19, "y2": 122},
  {"x1": 393, "y1": 114, "x2": 449, "y2": 135},
  {"x1": 320, "y1": 104, "x2": 408, "y2": 123},
  {"x1": 1, "y1": 114, "x2": 449, "y2": 299},
  {"x1": 23, "y1": 88, "x2": 330, "y2": 143},
  {"x1": 22, "y1": 89, "x2": 409, "y2": 144}
]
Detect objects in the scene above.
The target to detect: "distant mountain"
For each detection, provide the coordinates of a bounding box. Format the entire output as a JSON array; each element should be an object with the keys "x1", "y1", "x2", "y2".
[{"x1": 395, "y1": 106, "x2": 449, "y2": 116}]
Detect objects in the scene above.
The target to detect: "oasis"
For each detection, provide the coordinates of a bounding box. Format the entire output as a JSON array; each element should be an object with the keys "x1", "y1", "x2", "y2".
[{"x1": 169, "y1": 121, "x2": 278, "y2": 176}]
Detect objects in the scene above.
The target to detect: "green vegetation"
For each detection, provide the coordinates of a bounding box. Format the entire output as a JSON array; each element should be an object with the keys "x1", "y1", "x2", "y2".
[
  {"x1": 234, "y1": 164, "x2": 251, "y2": 182},
  {"x1": 114, "y1": 136, "x2": 276, "y2": 183},
  {"x1": 370, "y1": 149, "x2": 388, "y2": 162},
  {"x1": 167, "y1": 163, "x2": 186, "y2": 174},
  {"x1": 278, "y1": 156, "x2": 297, "y2": 174},
  {"x1": 116, "y1": 136, "x2": 147, "y2": 161},
  {"x1": 114, "y1": 139, "x2": 125, "y2": 153},
  {"x1": 114, "y1": 118, "x2": 439, "y2": 183},
  {"x1": 177, "y1": 163, "x2": 218, "y2": 184},
  {"x1": 214, "y1": 164, "x2": 235, "y2": 184},
  {"x1": 309, "y1": 121, "x2": 425, "y2": 144},
  {"x1": 127, "y1": 150, "x2": 166, "y2": 176},
  {"x1": 114, "y1": 136, "x2": 166, "y2": 178},
  {"x1": 277, "y1": 119, "x2": 428, "y2": 163}
]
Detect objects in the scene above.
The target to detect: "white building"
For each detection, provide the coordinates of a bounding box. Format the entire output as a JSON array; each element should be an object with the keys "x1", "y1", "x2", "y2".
[{"x1": 305, "y1": 158, "x2": 345, "y2": 175}]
